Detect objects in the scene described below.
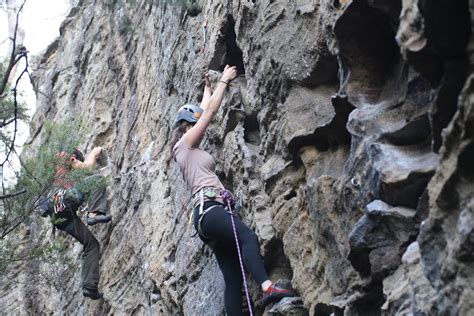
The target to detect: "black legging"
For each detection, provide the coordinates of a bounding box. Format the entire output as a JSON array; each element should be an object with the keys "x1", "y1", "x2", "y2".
[{"x1": 194, "y1": 201, "x2": 269, "y2": 316}]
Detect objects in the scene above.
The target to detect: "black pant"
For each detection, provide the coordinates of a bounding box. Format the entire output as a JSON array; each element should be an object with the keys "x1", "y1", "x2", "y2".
[
  {"x1": 59, "y1": 216, "x2": 100, "y2": 291},
  {"x1": 194, "y1": 201, "x2": 269, "y2": 316},
  {"x1": 87, "y1": 187, "x2": 108, "y2": 215}
]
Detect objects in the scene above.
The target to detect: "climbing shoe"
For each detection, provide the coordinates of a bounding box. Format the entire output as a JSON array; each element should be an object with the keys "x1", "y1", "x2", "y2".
[
  {"x1": 82, "y1": 288, "x2": 103, "y2": 300},
  {"x1": 262, "y1": 283, "x2": 296, "y2": 306},
  {"x1": 86, "y1": 214, "x2": 112, "y2": 226}
]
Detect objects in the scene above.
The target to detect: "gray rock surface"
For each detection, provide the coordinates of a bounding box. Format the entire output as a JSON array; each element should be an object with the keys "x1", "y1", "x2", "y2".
[
  {"x1": 0, "y1": 0, "x2": 472, "y2": 315},
  {"x1": 349, "y1": 200, "x2": 417, "y2": 278},
  {"x1": 382, "y1": 241, "x2": 438, "y2": 315}
]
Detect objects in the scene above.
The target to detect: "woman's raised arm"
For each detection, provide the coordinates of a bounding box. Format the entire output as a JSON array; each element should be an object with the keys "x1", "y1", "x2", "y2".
[
  {"x1": 200, "y1": 73, "x2": 212, "y2": 111},
  {"x1": 183, "y1": 65, "x2": 237, "y2": 148}
]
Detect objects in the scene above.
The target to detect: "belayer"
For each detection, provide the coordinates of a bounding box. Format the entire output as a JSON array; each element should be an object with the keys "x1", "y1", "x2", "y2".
[
  {"x1": 39, "y1": 147, "x2": 111, "y2": 300},
  {"x1": 171, "y1": 66, "x2": 296, "y2": 315}
]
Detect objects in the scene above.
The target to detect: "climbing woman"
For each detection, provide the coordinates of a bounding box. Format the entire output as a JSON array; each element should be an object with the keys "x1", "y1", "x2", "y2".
[{"x1": 171, "y1": 66, "x2": 296, "y2": 315}]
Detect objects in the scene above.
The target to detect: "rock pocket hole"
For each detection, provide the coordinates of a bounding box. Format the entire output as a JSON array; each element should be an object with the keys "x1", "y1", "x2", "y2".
[
  {"x1": 263, "y1": 238, "x2": 293, "y2": 281},
  {"x1": 314, "y1": 303, "x2": 333, "y2": 316},
  {"x1": 222, "y1": 15, "x2": 245, "y2": 75},
  {"x1": 289, "y1": 135, "x2": 331, "y2": 157},
  {"x1": 289, "y1": 95, "x2": 353, "y2": 158},
  {"x1": 284, "y1": 190, "x2": 297, "y2": 201},
  {"x1": 216, "y1": 169, "x2": 234, "y2": 193},
  {"x1": 459, "y1": 143, "x2": 474, "y2": 181},
  {"x1": 152, "y1": 281, "x2": 161, "y2": 295},
  {"x1": 334, "y1": 1, "x2": 400, "y2": 102},
  {"x1": 209, "y1": 14, "x2": 246, "y2": 75},
  {"x1": 244, "y1": 114, "x2": 261, "y2": 146}
]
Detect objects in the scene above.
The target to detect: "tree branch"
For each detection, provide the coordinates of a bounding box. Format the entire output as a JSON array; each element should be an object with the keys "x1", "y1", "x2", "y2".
[
  {"x1": 0, "y1": 51, "x2": 29, "y2": 167},
  {"x1": 27, "y1": 70, "x2": 52, "y2": 101},
  {"x1": 0, "y1": 0, "x2": 26, "y2": 96},
  {"x1": 13, "y1": 147, "x2": 43, "y2": 187},
  {"x1": 0, "y1": 203, "x2": 34, "y2": 239},
  {"x1": 0, "y1": 117, "x2": 16, "y2": 128},
  {"x1": 0, "y1": 189, "x2": 26, "y2": 200}
]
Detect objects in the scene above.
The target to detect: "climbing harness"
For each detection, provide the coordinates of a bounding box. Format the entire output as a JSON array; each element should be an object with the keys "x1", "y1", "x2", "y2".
[
  {"x1": 221, "y1": 189, "x2": 253, "y2": 316},
  {"x1": 198, "y1": 187, "x2": 221, "y2": 217},
  {"x1": 190, "y1": 187, "x2": 224, "y2": 238}
]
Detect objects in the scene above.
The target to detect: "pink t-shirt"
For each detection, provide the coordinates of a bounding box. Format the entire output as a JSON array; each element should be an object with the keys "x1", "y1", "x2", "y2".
[{"x1": 173, "y1": 139, "x2": 224, "y2": 207}]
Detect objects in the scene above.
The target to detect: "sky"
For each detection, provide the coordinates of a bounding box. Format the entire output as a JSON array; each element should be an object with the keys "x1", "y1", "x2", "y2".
[
  {"x1": 1, "y1": 0, "x2": 71, "y2": 185},
  {"x1": 1, "y1": 0, "x2": 71, "y2": 55}
]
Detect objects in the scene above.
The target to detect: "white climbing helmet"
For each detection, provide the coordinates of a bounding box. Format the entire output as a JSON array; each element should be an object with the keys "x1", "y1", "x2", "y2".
[{"x1": 174, "y1": 104, "x2": 203, "y2": 125}]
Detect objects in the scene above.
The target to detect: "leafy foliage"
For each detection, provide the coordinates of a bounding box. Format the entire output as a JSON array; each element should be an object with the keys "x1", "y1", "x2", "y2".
[
  {"x1": 6, "y1": 121, "x2": 84, "y2": 228},
  {"x1": 0, "y1": 235, "x2": 74, "y2": 293},
  {"x1": 37, "y1": 237, "x2": 75, "y2": 292}
]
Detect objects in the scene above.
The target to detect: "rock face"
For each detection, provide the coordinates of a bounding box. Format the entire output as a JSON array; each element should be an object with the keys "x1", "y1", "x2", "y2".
[{"x1": 0, "y1": 0, "x2": 472, "y2": 315}]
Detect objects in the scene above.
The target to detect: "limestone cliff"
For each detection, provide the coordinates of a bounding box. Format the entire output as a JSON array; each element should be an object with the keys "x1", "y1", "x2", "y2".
[{"x1": 1, "y1": 0, "x2": 473, "y2": 315}]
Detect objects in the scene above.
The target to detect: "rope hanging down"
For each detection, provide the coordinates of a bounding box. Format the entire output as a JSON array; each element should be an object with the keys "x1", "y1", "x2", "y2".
[{"x1": 221, "y1": 190, "x2": 253, "y2": 316}]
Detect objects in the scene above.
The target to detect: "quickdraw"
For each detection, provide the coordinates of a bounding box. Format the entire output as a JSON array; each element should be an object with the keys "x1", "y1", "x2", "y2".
[
  {"x1": 51, "y1": 189, "x2": 67, "y2": 214},
  {"x1": 219, "y1": 189, "x2": 235, "y2": 210}
]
